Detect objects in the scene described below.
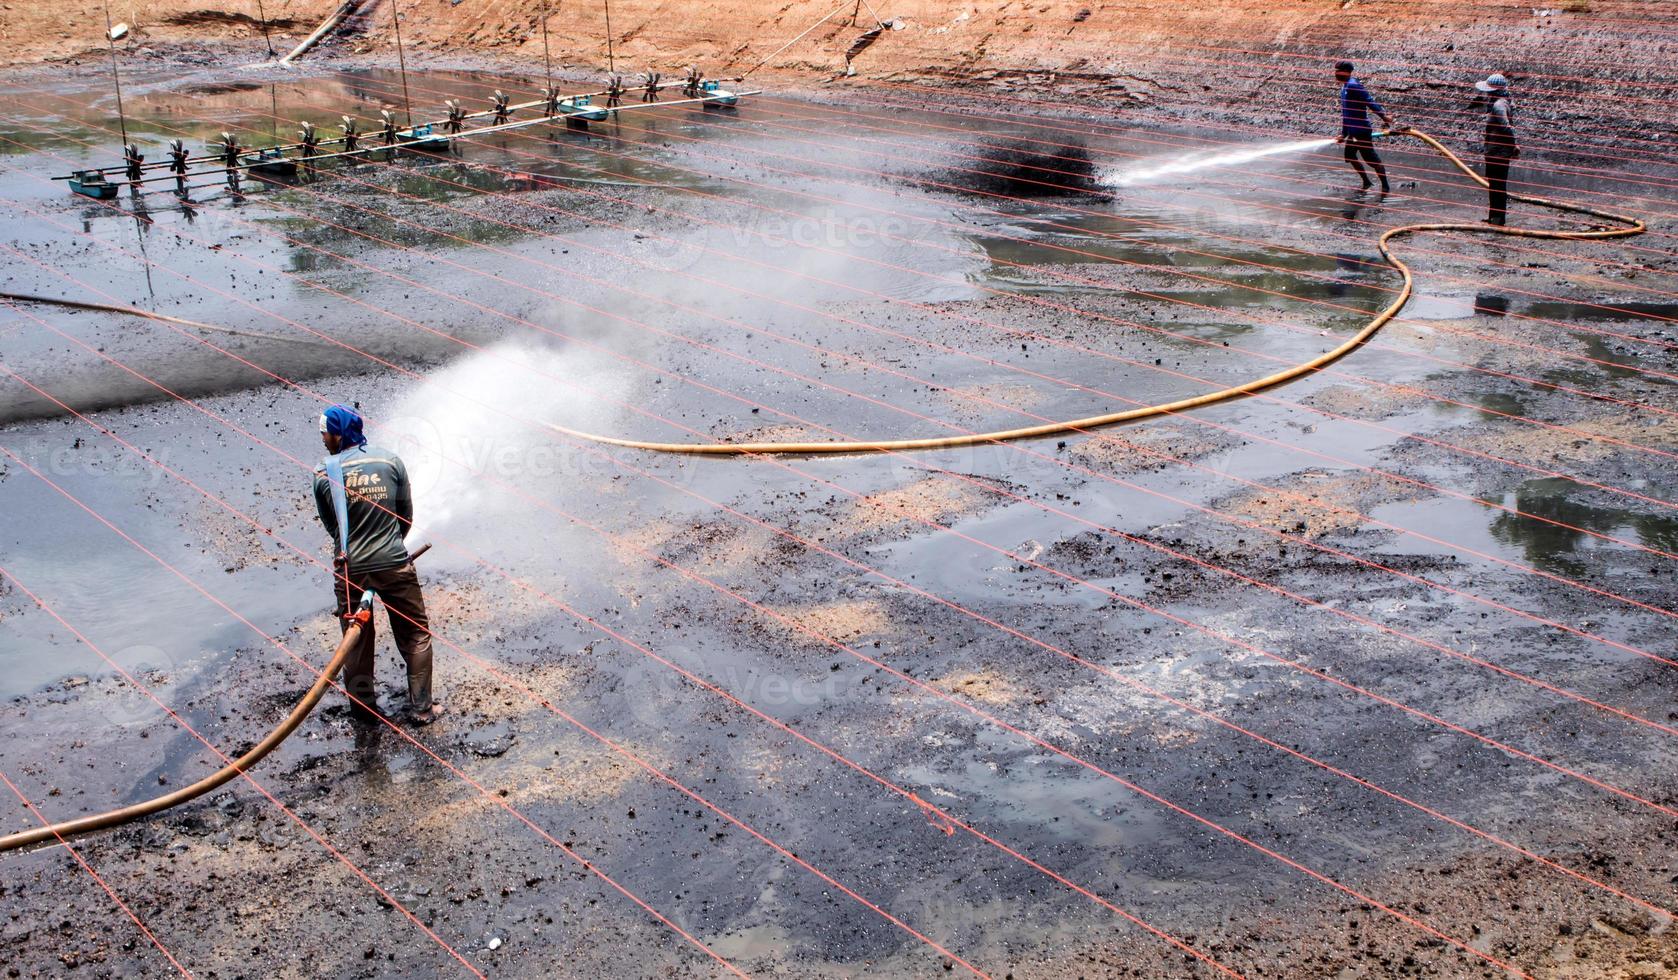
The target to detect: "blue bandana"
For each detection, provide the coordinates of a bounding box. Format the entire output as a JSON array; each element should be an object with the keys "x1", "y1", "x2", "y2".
[{"x1": 319, "y1": 404, "x2": 367, "y2": 449}]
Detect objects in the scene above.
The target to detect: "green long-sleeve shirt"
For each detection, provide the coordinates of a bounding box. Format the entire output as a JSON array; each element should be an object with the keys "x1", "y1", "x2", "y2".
[{"x1": 313, "y1": 444, "x2": 413, "y2": 573}]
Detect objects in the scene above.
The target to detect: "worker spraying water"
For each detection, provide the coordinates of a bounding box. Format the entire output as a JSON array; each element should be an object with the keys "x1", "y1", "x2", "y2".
[
  {"x1": 0, "y1": 406, "x2": 443, "y2": 854},
  {"x1": 0, "y1": 66, "x2": 1643, "y2": 864},
  {"x1": 315, "y1": 404, "x2": 440, "y2": 726},
  {"x1": 1108, "y1": 137, "x2": 1336, "y2": 187},
  {"x1": 538, "y1": 115, "x2": 1642, "y2": 455},
  {"x1": 1333, "y1": 60, "x2": 1398, "y2": 194}
]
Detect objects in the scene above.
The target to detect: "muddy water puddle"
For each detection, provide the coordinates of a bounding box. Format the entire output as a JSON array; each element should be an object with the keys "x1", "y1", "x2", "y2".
[
  {"x1": 1373, "y1": 476, "x2": 1678, "y2": 576},
  {"x1": 3, "y1": 66, "x2": 1653, "y2": 430},
  {"x1": 3, "y1": 64, "x2": 1670, "y2": 690},
  {"x1": 7, "y1": 62, "x2": 1678, "y2": 977}
]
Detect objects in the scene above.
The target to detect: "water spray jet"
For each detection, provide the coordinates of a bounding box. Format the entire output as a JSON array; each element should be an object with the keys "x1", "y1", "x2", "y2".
[
  {"x1": 1108, "y1": 137, "x2": 1337, "y2": 187},
  {"x1": 532, "y1": 128, "x2": 1646, "y2": 455}
]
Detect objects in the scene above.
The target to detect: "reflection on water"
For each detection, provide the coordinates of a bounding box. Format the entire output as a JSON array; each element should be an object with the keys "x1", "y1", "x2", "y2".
[
  {"x1": 970, "y1": 220, "x2": 1391, "y2": 321},
  {"x1": 1473, "y1": 293, "x2": 1510, "y2": 316},
  {"x1": 1489, "y1": 477, "x2": 1678, "y2": 572},
  {"x1": 3, "y1": 67, "x2": 1670, "y2": 422},
  {"x1": 1524, "y1": 299, "x2": 1678, "y2": 324},
  {"x1": 2, "y1": 67, "x2": 725, "y2": 194}
]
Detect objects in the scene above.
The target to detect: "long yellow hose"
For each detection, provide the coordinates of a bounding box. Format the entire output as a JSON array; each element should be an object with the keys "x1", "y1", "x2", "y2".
[
  {"x1": 0, "y1": 616, "x2": 365, "y2": 853},
  {"x1": 0, "y1": 541, "x2": 423, "y2": 854},
  {"x1": 0, "y1": 132, "x2": 1640, "y2": 854},
  {"x1": 544, "y1": 128, "x2": 1644, "y2": 455}
]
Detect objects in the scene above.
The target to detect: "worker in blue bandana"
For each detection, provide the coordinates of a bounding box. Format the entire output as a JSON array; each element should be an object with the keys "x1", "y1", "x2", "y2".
[
  {"x1": 313, "y1": 404, "x2": 439, "y2": 725},
  {"x1": 1333, "y1": 60, "x2": 1396, "y2": 194}
]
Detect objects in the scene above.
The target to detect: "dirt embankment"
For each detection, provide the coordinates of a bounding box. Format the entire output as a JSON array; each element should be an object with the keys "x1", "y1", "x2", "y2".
[{"x1": 8, "y1": 0, "x2": 1678, "y2": 143}]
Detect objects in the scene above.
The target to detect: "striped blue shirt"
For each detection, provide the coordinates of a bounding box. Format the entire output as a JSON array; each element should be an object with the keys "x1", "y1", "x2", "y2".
[{"x1": 1339, "y1": 78, "x2": 1386, "y2": 136}]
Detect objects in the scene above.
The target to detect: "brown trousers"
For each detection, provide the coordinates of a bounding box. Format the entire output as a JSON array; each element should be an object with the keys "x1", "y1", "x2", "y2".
[{"x1": 332, "y1": 562, "x2": 434, "y2": 715}]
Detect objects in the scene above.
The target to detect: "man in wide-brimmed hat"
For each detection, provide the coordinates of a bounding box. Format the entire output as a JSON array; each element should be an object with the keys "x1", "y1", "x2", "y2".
[{"x1": 1475, "y1": 73, "x2": 1519, "y2": 226}]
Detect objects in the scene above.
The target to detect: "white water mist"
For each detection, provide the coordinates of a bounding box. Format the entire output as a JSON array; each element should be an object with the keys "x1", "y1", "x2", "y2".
[
  {"x1": 378, "y1": 340, "x2": 634, "y2": 553},
  {"x1": 1107, "y1": 138, "x2": 1336, "y2": 187}
]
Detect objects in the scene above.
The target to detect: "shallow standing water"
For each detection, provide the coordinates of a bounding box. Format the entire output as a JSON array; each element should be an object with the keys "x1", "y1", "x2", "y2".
[{"x1": 4, "y1": 63, "x2": 1678, "y2": 978}]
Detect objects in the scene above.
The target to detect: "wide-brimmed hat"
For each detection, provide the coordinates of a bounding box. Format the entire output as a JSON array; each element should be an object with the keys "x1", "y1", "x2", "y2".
[{"x1": 1475, "y1": 73, "x2": 1509, "y2": 93}]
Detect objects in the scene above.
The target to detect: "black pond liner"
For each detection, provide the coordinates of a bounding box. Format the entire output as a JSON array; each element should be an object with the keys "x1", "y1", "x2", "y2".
[{"x1": 930, "y1": 138, "x2": 1100, "y2": 197}]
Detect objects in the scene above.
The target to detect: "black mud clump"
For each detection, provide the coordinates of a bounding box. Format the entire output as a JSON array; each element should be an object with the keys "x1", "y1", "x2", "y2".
[{"x1": 932, "y1": 138, "x2": 1100, "y2": 197}]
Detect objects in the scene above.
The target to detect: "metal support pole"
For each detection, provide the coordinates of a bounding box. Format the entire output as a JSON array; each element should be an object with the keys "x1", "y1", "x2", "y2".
[
  {"x1": 255, "y1": 0, "x2": 277, "y2": 58},
  {"x1": 102, "y1": 1, "x2": 130, "y2": 149},
  {"x1": 390, "y1": 0, "x2": 415, "y2": 127},
  {"x1": 539, "y1": 0, "x2": 555, "y2": 95},
  {"x1": 602, "y1": 0, "x2": 615, "y2": 73}
]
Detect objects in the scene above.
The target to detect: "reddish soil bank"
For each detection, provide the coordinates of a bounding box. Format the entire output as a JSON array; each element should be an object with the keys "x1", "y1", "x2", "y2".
[{"x1": 7, "y1": 0, "x2": 1677, "y2": 151}]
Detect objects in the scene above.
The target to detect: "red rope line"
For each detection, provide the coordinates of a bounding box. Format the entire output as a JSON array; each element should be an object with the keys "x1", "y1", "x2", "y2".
[
  {"x1": 246, "y1": 72, "x2": 1678, "y2": 349},
  {"x1": 367, "y1": 23, "x2": 1678, "y2": 179},
  {"x1": 302, "y1": 17, "x2": 1678, "y2": 129},
  {"x1": 214, "y1": 76, "x2": 1678, "y2": 369},
  {"x1": 134, "y1": 90, "x2": 1678, "y2": 538},
  {"x1": 6, "y1": 88, "x2": 1671, "y2": 859},
  {"x1": 0, "y1": 766, "x2": 194, "y2": 977},
  {"x1": 3, "y1": 40, "x2": 1664, "y2": 980},
  {"x1": 3, "y1": 254, "x2": 1664, "y2": 972},
  {"x1": 0, "y1": 340, "x2": 1235, "y2": 973},
  {"x1": 840, "y1": 47, "x2": 1678, "y2": 173},
  {"x1": 13, "y1": 113, "x2": 1678, "y2": 604},
  {"x1": 540, "y1": 98, "x2": 1678, "y2": 375},
  {"x1": 0, "y1": 561, "x2": 491, "y2": 979},
  {"x1": 179, "y1": 76, "x2": 1678, "y2": 451},
  {"x1": 18, "y1": 93, "x2": 1678, "y2": 480},
  {"x1": 467, "y1": 93, "x2": 1678, "y2": 401},
  {"x1": 13, "y1": 131, "x2": 1678, "y2": 711},
  {"x1": 0, "y1": 357, "x2": 1235, "y2": 973},
  {"x1": 0, "y1": 326, "x2": 1530, "y2": 977},
  {"x1": 0, "y1": 448, "x2": 826, "y2": 980},
  {"x1": 15, "y1": 105, "x2": 1677, "y2": 531},
  {"x1": 829, "y1": 69, "x2": 1678, "y2": 204},
  {"x1": 12, "y1": 269, "x2": 1676, "y2": 935},
  {"x1": 604, "y1": 22, "x2": 1678, "y2": 177},
  {"x1": 10, "y1": 182, "x2": 1675, "y2": 665},
  {"x1": 13, "y1": 263, "x2": 1678, "y2": 892},
  {"x1": 9, "y1": 116, "x2": 1664, "y2": 959},
  {"x1": 11, "y1": 145, "x2": 1678, "y2": 683},
  {"x1": 22, "y1": 69, "x2": 1678, "y2": 298},
  {"x1": 745, "y1": 93, "x2": 1678, "y2": 319}
]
